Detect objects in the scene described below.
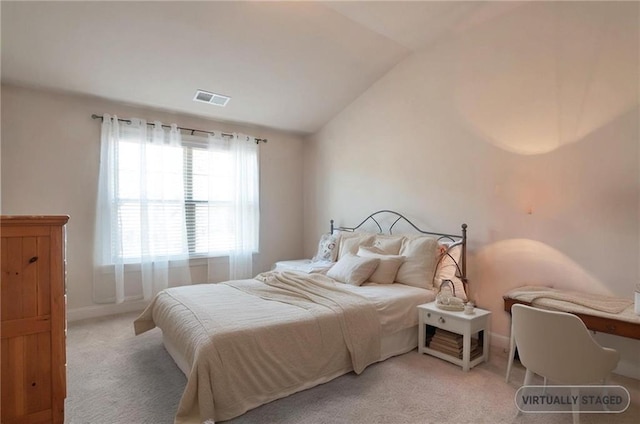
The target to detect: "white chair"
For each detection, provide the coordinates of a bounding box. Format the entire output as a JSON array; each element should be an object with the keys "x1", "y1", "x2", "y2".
[{"x1": 509, "y1": 304, "x2": 620, "y2": 423}]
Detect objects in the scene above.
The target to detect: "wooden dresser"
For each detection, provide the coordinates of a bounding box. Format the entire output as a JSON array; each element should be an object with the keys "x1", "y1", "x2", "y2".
[{"x1": 1, "y1": 216, "x2": 69, "y2": 424}]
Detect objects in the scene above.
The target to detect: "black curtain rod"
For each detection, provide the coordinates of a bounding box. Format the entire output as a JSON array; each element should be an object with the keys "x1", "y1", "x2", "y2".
[{"x1": 91, "y1": 114, "x2": 267, "y2": 143}]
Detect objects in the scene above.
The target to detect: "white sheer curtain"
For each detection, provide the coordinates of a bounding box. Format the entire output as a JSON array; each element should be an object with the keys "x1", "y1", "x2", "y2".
[
  {"x1": 230, "y1": 134, "x2": 259, "y2": 279},
  {"x1": 94, "y1": 116, "x2": 260, "y2": 303},
  {"x1": 93, "y1": 115, "x2": 191, "y2": 304},
  {"x1": 204, "y1": 133, "x2": 259, "y2": 281}
]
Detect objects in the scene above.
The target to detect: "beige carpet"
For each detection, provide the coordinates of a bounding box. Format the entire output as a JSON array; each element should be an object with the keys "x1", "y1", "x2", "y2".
[{"x1": 65, "y1": 312, "x2": 639, "y2": 424}]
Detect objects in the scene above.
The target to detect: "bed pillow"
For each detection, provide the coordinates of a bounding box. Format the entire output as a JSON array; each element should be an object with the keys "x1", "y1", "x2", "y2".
[
  {"x1": 312, "y1": 233, "x2": 340, "y2": 262},
  {"x1": 357, "y1": 247, "x2": 405, "y2": 285},
  {"x1": 371, "y1": 235, "x2": 404, "y2": 255},
  {"x1": 327, "y1": 253, "x2": 380, "y2": 286},
  {"x1": 395, "y1": 236, "x2": 439, "y2": 289},
  {"x1": 336, "y1": 232, "x2": 375, "y2": 259},
  {"x1": 434, "y1": 243, "x2": 467, "y2": 301}
]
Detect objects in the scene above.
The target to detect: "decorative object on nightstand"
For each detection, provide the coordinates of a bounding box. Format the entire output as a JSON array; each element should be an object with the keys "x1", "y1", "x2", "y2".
[
  {"x1": 435, "y1": 279, "x2": 465, "y2": 311},
  {"x1": 464, "y1": 301, "x2": 475, "y2": 315},
  {"x1": 418, "y1": 301, "x2": 491, "y2": 371}
]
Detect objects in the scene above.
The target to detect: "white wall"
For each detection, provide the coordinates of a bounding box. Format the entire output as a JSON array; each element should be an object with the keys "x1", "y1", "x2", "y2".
[
  {"x1": 1, "y1": 84, "x2": 306, "y2": 317},
  {"x1": 304, "y1": 1, "x2": 639, "y2": 377}
]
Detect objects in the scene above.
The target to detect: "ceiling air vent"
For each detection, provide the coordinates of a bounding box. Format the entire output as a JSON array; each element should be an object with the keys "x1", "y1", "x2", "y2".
[{"x1": 193, "y1": 89, "x2": 231, "y2": 107}]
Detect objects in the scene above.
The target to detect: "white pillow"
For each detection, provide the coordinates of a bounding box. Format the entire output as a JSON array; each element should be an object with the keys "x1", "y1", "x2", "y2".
[
  {"x1": 371, "y1": 235, "x2": 404, "y2": 255},
  {"x1": 312, "y1": 233, "x2": 340, "y2": 262},
  {"x1": 327, "y1": 253, "x2": 379, "y2": 286},
  {"x1": 395, "y1": 236, "x2": 438, "y2": 289},
  {"x1": 336, "y1": 232, "x2": 375, "y2": 259},
  {"x1": 357, "y1": 246, "x2": 405, "y2": 284},
  {"x1": 434, "y1": 243, "x2": 467, "y2": 301}
]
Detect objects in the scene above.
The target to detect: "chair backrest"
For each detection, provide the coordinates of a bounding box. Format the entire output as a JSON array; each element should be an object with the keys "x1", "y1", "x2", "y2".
[{"x1": 512, "y1": 304, "x2": 619, "y2": 384}]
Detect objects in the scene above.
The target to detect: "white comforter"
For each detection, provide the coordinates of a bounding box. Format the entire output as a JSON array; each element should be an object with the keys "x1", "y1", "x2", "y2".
[{"x1": 134, "y1": 271, "x2": 385, "y2": 423}]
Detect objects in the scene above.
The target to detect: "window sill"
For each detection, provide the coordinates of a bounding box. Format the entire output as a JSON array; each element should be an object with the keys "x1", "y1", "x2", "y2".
[{"x1": 102, "y1": 252, "x2": 260, "y2": 271}]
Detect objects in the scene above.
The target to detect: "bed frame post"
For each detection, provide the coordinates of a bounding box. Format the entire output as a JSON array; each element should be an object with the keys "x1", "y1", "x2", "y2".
[{"x1": 461, "y1": 223, "x2": 468, "y2": 295}]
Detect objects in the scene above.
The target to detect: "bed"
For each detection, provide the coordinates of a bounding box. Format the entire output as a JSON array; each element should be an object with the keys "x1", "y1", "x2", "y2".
[{"x1": 134, "y1": 210, "x2": 468, "y2": 423}]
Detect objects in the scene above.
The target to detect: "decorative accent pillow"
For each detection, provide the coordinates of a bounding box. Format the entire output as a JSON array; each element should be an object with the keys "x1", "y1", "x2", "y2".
[
  {"x1": 434, "y1": 243, "x2": 467, "y2": 301},
  {"x1": 372, "y1": 235, "x2": 404, "y2": 255},
  {"x1": 312, "y1": 233, "x2": 340, "y2": 262},
  {"x1": 326, "y1": 253, "x2": 380, "y2": 286},
  {"x1": 336, "y1": 232, "x2": 375, "y2": 259},
  {"x1": 395, "y1": 236, "x2": 439, "y2": 289},
  {"x1": 357, "y1": 246, "x2": 405, "y2": 285}
]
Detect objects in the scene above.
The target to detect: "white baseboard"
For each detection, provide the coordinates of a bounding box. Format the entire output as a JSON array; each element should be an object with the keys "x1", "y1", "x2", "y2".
[
  {"x1": 614, "y1": 358, "x2": 640, "y2": 380},
  {"x1": 490, "y1": 332, "x2": 510, "y2": 351},
  {"x1": 67, "y1": 300, "x2": 149, "y2": 322}
]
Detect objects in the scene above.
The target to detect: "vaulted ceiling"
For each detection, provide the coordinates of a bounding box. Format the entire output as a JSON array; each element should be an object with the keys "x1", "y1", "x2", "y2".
[{"x1": 1, "y1": 1, "x2": 520, "y2": 134}]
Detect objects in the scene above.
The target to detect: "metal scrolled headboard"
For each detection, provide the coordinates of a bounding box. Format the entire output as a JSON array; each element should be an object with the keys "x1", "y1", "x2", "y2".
[{"x1": 330, "y1": 210, "x2": 468, "y2": 295}]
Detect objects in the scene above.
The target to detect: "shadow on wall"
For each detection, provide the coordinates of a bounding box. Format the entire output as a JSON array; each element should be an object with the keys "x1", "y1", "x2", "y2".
[
  {"x1": 472, "y1": 238, "x2": 618, "y2": 335},
  {"x1": 452, "y1": 1, "x2": 638, "y2": 155}
]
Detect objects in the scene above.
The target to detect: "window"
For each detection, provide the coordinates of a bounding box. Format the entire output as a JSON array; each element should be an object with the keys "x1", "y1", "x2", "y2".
[
  {"x1": 116, "y1": 138, "x2": 186, "y2": 260},
  {"x1": 105, "y1": 123, "x2": 259, "y2": 263},
  {"x1": 94, "y1": 116, "x2": 260, "y2": 303},
  {"x1": 184, "y1": 140, "x2": 259, "y2": 257}
]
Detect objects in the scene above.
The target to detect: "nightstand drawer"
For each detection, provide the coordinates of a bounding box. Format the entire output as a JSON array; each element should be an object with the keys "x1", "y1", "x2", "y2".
[{"x1": 420, "y1": 309, "x2": 466, "y2": 334}]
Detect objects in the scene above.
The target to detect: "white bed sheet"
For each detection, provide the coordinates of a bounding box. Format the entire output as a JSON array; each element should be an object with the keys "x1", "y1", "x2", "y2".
[
  {"x1": 160, "y1": 280, "x2": 434, "y2": 379},
  {"x1": 271, "y1": 261, "x2": 435, "y2": 335},
  {"x1": 138, "y1": 273, "x2": 435, "y2": 422},
  {"x1": 340, "y1": 282, "x2": 436, "y2": 334}
]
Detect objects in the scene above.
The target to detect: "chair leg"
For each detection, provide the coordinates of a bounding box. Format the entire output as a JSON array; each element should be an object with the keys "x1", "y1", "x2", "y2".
[
  {"x1": 516, "y1": 369, "x2": 535, "y2": 417},
  {"x1": 571, "y1": 387, "x2": 580, "y2": 424},
  {"x1": 505, "y1": 325, "x2": 516, "y2": 382},
  {"x1": 523, "y1": 369, "x2": 534, "y2": 386},
  {"x1": 602, "y1": 376, "x2": 611, "y2": 412}
]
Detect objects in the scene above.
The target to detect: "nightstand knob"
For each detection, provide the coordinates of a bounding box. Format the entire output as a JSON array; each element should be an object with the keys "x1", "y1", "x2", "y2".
[
  {"x1": 427, "y1": 313, "x2": 431, "y2": 318},
  {"x1": 438, "y1": 317, "x2": 446, "y2": 324}
]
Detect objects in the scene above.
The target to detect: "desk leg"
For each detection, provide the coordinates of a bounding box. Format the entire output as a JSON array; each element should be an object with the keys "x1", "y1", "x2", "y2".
[{"x1": 506, "y1": 322, "x2": 515, "y2": 382}]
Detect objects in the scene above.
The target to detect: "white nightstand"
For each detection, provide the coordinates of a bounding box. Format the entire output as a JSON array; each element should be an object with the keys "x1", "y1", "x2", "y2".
[{"x1": 417, "y1": 302, "x2": 491, "y2": 372}]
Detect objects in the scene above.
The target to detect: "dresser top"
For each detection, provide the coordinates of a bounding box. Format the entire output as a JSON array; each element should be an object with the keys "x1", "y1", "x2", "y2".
[{"x1": 1, "y1": 215, "x2": 70, "y2": 225}]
